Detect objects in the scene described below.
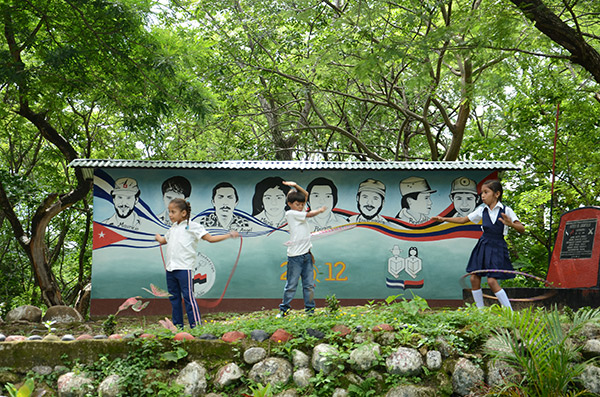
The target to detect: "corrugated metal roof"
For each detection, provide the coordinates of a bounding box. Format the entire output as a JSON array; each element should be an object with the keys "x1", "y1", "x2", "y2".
[{"x1": 69, "y1": 159, "x2": 519, "y2": 171}]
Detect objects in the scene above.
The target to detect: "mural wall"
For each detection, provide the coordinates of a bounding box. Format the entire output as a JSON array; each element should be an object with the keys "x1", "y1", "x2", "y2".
[{"x1": 91, "y1": 167, "x2": 499, "y2": 312}]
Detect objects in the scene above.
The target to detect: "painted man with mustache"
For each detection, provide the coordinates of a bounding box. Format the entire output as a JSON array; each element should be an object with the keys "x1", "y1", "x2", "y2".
[
  {"x1": 103, "y1": 177, "x2": 141, "y2": 230},
  {"x1": 199, "y1": 182, "x2": 250, "y2": 232},
  {"x1": 348, "y1": 178, "x2": 388, "y2": 224}
]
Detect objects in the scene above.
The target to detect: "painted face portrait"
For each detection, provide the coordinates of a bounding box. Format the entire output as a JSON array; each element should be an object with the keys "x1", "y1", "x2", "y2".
[
  {"x1": 357, "y1": 191, "x2": 384, "y2": 219},
  {"x1": 113, "y1": 193, "x2": 137, "y2": 218},
  {"x1": 408, "y1": 192, "x2": 432, "y2": 218},
  {"x1": 163, "y1": 190, "x2": 185, "y2": 210},
  {"x1": 213, "y1": 187, "x2": 238, "y2": 216},
  {"x1": 262, "y1": 186, "x2": 286, "y2": 216},
  {"x1": 452, "y1": 192, "x2": 477, "y2": 217},
  {"x1": 309, "y1": 185, "x2": 334, "y2": 214}
]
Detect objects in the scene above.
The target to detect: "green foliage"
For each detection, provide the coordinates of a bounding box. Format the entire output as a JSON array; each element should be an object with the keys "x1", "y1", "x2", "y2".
[
  {"x1": 326, "y1": 294, "x2": 340, "y2": 313},
  {"x1": 4, "y1": 378, "x2": 34, "y2": 397},
  {"x1": 160, "y1": 347, "x2": 188, "y2": 363},
  {"x1": 489, "y1": 306, "x2": 600, "y2": 395},
  {"x1": 247, "y1": 382, "x2": 274, "y2": 397}
]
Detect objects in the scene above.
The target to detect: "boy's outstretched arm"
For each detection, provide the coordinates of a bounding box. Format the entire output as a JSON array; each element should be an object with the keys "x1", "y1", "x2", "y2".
[{"x1": 283, "y1": 181, "x2": 308, "y2": 201}]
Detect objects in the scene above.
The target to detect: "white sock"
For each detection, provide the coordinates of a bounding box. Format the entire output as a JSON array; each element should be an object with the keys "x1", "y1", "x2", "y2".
[
  {"x1": 471, "y1": 289, "x2": 484, "y2": 308},
  {"x1": 495, "y1": 289, "x2": 513, "y2": 310}
]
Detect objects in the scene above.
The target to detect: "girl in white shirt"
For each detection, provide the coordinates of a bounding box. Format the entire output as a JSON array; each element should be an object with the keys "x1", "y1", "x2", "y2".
[
  {"x1": 155, "y1": 198, "x2": 238, "y2": 328},
  {"x1": 432, "y1": 180, "x2": 525, "y2": 310}
]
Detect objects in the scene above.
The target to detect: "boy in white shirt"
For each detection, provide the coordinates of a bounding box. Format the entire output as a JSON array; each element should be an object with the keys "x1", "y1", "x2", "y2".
[{"x1": 277, "y1": 181, "x2": 326, "y2": 317}]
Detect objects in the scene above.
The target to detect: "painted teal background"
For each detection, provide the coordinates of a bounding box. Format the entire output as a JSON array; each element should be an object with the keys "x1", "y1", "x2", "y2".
[{"x1": 91, "y1": 168, "x2": 493, "y2": 301}]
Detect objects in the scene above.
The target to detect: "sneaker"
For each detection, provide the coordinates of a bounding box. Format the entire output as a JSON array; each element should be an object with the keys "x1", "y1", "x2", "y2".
[{"x1": 276, "y1": 310, "x2": 288, "y2": 318}]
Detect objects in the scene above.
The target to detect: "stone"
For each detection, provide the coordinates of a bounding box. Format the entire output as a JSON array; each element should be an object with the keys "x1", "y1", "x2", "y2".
[
  {"x1": 372, "y1": 323, "x2": 393, "y2": 332},
  {"x1": 76, "y1": 334, "x2": 93, "y2": 340},
  {"x1": 435, "y1": 336, "x2": 457, "y2": 358},
  {"x1": 243, "y1": 347, "x2": 267, "y2": 364},
  {"x1": 42, "y1": 305, "x2": 84, "y2": 324},
  {"x1": 332, "y1": 388, "x2": 349, "y2": 397},
  {"x1": 0, "y1": 333, "x2": 5, "y2": 342},
  {"x1": 108, "y1": 334, "x2": 123, "y2": 340},
  {"x1": 292, "y1": 349, "x2": 310, "y2": 368},
  {"x1": 425, "y1": 350, "x2": 442, "y2": 370},
  {"x1": 312, "y1": 343, "x2": 340, "y2": 374},
  {"x1": 54, "y1": 365, "x2": 70, "y2": 375},
  {"x1": 385, "y1": 384, "x2": 437, "y2": 396},
  {"x1": 61, "y1": 334, "x2": 76, "y2": 341},
  {"x1": 386, "y1": 347, "x2": 423, "y2": 376},
  {"x1": 332, "y1": 324, "x2": 352, "y2": 337},
  {"x1": 93, "y1": 334, "x2": 108, "y2": 339},
  {"x1": 487, "y1": 360, "x2": 520, "y2": 388},
  {"x1": 140, "y1": 333, "x2": 156, "y2": 339},
  {"x1": 452, "y1": 358, "x2": 484, "y2": 396},
  {"x1": 376, "y1": 331, "x2": 396, "y2": 346},
  {"x1": 270, "y1": 328, "x2": 293, "y2": 343},
  {"x1": 27, "y1": 335, "x2": 43, "y2": 341},
  {"x1": 98, "y1": 374, "x2": 123, "y2": 397},
  {"x1": 43, "y1": 334, "x2": 61, "y2": 342},
  {"x1": 306, "y1": 328, "x2": 325, "y2": 339},
  {"x1": 222, "y1": 330, "x2": 245, "y2": 343},
  {"x1": 57, "y1": 372, "x2": 94, "y2": 397},
  {"x1": 250, "y1": 329, "x2": 270, "y2": 342},
  {"x1": 293, "y1": 367, "x2": 313, "y2": 388},
  {"x1": 32, "y1": 366, "x2": 53, "y2": 375},
  {"x1": 276, "y1": 390, "x2": 299, "y2": 397},
  {"x1": 583, "y1": 339, "x2": 600, "y2": 359},
  {"x1": 353, "y1": 332, "x2": 373, "y2": 344},
  {"x1": 248, "y1": 357, "x2": 293, "y2": 385},
  {"x1": 175, "y1": 361, "x2": 207, "y2": 397},
  {"x1": 214, "y1": 363, "x2": 243, "y2": 388},
  {"x1": 197, "y1": 333, "x2": 218, "y2": 340},
  {"x1": 5, "y1": 335, "x2": 26, "y2": 342},
  {"x1": 580, "y1": 364, "x2": 600, "y2": 394},
  {"x1": 6, "y1": 305, "x2": 42, "y2": 323},
  {"x1": 174, "y1": 332, "x2": 195, "y2": 341},
  {"x1": 350, "y1": 343, "x2": 381, "y2": 371}
]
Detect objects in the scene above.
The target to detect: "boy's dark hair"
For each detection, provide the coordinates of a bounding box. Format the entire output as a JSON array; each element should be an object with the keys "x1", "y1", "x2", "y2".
[
  {"x1": 287, "y1": 189, "x2": 306, "y2": 204},
  {"x1": 482, "y1": 179, "x2": 503, "y2": 201}
]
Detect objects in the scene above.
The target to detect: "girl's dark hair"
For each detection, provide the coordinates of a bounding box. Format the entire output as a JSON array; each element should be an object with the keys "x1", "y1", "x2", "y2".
[
  {"x1": 170, "y1": 198, "x2": 192, "y2": 225},
  {"x1": 482, "y1": 179, "x2": 503, "y2": 201}
]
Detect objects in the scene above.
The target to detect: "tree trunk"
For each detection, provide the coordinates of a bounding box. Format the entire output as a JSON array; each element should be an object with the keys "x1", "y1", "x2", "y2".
[{"x1": 510, "y1": 0, "x2": 600, "y2": 84}]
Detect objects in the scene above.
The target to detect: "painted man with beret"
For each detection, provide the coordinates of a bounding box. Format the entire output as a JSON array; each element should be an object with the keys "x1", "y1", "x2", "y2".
[
  {"x1": 103, "y1": 177, "x2": 142, "y2": 230},
  {"x1": 396, "y1": 176, "x2": 436, "y2": 224}
]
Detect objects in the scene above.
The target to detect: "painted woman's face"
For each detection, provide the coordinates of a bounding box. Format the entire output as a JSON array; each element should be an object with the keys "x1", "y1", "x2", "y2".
[
  {"x1": 309, "y1": 185, "x2": 334, "y2": 214},
  {"x1": 262, "y1": 187, "x2": 286, "y2": 215}
]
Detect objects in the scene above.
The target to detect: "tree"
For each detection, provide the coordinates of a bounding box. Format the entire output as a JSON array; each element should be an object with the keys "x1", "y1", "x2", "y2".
[
  {"x1": 190, "y1": 0, "x2": 517, "y2": 161},
  {"x1": 508, "y1": 0, "x2": 600, "y2": 86},
  {"x1": 0, "y1": 0, "x2": 212, "y2": 307}
]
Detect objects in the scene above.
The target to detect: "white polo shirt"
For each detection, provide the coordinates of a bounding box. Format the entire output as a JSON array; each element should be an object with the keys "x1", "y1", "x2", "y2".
[
  {"x1": 164, "y1": 221, "x2": 208, "y2": 271},
  {"x1": 467, "y1": 201, "x2": 519, "y2": 236},
  {"x1": 286, "y1": 210, "x2": 312, "y2": 257}
]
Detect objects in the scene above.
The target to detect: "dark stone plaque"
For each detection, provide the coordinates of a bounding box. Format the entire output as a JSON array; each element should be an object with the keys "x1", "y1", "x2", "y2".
[{"x1": 560, "y1": 219, "x2": 597, "y2": 259}]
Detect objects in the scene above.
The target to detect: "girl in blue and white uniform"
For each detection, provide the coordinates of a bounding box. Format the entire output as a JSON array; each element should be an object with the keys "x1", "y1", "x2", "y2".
[{"x1": 432, "y1": 179, "x2": 525, "y2": 310}]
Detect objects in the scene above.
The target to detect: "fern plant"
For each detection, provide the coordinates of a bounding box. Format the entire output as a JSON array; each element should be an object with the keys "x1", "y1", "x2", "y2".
[{"x1": 489, "y1": 306, "x2": 600, "y2": 396}]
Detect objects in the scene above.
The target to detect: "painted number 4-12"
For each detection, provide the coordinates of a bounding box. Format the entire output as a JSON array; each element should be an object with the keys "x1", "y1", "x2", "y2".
[{"x1": 280, "y1": 261, "x2": 348, "y2": 282}]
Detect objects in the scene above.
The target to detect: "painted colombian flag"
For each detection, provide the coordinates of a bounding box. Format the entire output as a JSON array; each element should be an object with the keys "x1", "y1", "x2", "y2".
[{"x1": 385, "y1": 278, "x2": 425, "y2": 289}]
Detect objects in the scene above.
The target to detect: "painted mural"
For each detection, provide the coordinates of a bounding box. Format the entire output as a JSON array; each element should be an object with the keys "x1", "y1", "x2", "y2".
[{"x1": 91, "y1": 168, "x2": 499, "y2": 307}]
